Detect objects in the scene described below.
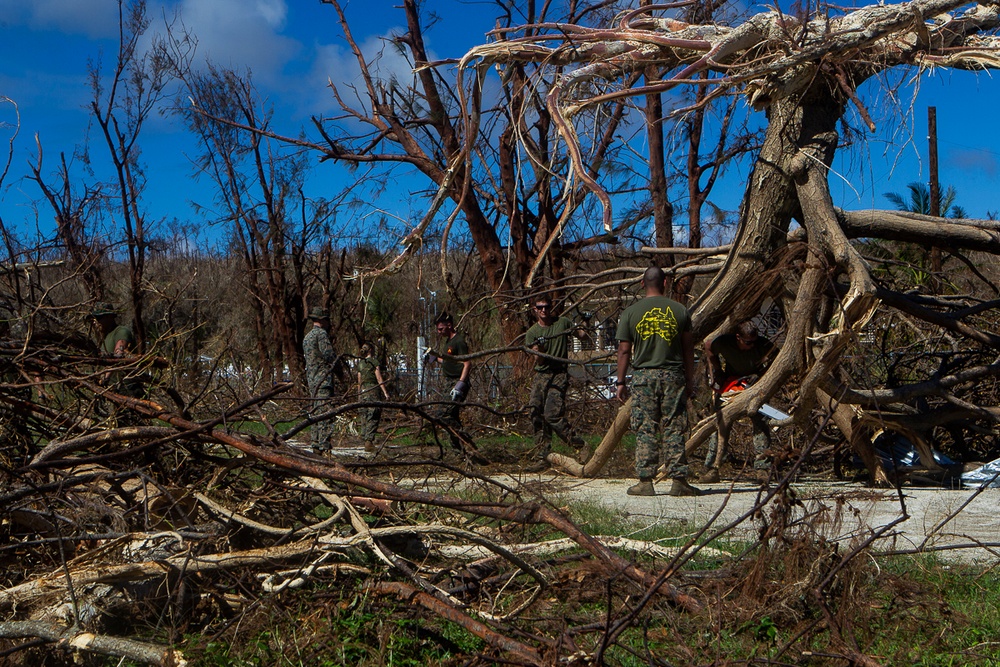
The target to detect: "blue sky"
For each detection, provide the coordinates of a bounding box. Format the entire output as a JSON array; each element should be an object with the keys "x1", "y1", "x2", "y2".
[{"x1": 1, "y1": 0, "x2": 998, "y2": 252}]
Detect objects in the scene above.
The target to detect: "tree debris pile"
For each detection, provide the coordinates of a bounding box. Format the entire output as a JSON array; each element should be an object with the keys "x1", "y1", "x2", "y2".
[
  {"x1": 3, "y1": 407, "x2": 989, "y2": 666},
  {"x1": 0, "y1": 335, "x2": 991, "y2": 665}
]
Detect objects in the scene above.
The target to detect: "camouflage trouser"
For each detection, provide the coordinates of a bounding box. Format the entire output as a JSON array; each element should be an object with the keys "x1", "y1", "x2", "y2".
[
  {"x1": 704, "y1": 397, "x2": 772, "y2": 470},
  {"x1": 631, "y1": 367, "x2": 689, "y2": 480},
  {"x1": 309, "y1": 384, "x2": 335, "y2": 451},
  {"x1": 361, "y1": 406, "x2": 382, "y2": 445},
  {"x1": 528, "y1": 370, "x2": 574, "y2": 453},
  {"x1": 426, "y1": 377, "x2": 471, "y2": 448}
]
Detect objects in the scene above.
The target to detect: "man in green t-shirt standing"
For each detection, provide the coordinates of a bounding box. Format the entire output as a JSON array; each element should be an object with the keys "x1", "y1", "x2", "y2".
[
  {"x1": 524, "y1": 297, "x2": 587, "y2": 472},
  {"x1": 615, "y1": 267, "x2": 699, "y2": 497},
  {"x1": 425, "y1": 312, "x2": 474, "y2": 456},
  {"x1": 701, "y1": 320, "x2": 776, "y2": 482}
]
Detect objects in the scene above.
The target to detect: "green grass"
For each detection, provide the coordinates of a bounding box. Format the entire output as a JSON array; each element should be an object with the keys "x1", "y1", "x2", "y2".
[
  {"x1": 189, "y1": 595, "x2": 484, "y2": 667},
  {"x1": 857, "y1": 555, "x2": 1000, "y2": 664}
]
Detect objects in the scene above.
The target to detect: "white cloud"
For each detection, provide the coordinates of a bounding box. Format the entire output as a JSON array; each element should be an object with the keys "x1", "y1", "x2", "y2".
[
  {"x1": 155, "y1": 0, "x2": 299, "y2": 85},
  {"x1": 303, "y1": 31, "x2": 418, "y2": 117},
  {"x1": 254, "y1": 0, "x2": 286, "y2": 28},
  {"x1": 0, "y1": 0, "x2": 119, "y2": 38}
]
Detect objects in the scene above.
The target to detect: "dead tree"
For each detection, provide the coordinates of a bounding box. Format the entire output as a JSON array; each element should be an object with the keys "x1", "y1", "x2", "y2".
[
  {"x1": 174, "y1": 62, "x2": 345, "y2": 389},
  {"x1": 87, "y1": 0, "x2": 174, "y2": 351}
]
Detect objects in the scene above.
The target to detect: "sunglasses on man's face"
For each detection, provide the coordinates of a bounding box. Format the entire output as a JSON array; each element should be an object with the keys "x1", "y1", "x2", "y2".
[{"x1": 535, "y1": 304, "x2": 551, "y2": 311}]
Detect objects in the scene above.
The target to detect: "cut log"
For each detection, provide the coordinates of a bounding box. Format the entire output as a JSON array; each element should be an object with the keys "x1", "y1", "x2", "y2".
[{"x1": 547, "y1": 398, "x2": 632, "y2": 477}]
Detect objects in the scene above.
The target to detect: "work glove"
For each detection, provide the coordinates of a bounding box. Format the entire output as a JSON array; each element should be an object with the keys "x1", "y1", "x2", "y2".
[
  {"x1": 534, "y1": 335, "x2": 547, "y2": 352},
  {"x1": 422, "y1": 350, "x2": 435, "y2": 365},
  {"x1": 450, "y1": 379, "x2": 469, "y2": 400}
]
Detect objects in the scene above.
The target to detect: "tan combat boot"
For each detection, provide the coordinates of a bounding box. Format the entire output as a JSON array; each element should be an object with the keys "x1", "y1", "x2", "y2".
[
  {"x1": 698, "y1": 468, "x2": 721, "y2": 484},
  {"x1": 627, "y1": 478, "x2": 655, "y2": 496},
  {"x1": 667, "y1": 477, "x2": 702, "y2": 496}
]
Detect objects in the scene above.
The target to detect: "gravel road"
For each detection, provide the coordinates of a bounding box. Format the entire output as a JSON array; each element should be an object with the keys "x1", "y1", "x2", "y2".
[{"x1": 398, "y1": 468, "x2": 1000, "y2": 562}]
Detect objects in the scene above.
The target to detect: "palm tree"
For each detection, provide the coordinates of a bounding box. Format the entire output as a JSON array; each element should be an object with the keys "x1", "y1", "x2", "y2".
[
  {"x1": 883, "y1": 182, "x2": 965, "y2": 218},
  {"x1": 882, "y1": 182, "x2": 965, "y2": 290}
]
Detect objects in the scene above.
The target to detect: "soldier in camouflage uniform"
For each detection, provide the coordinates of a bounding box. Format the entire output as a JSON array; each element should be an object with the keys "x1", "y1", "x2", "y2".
[
  {"x1": 615, "y1": 266, "x2": 700, "y2": 497},
  {"x1": 303, "y1": 308, "x2": 337, "y2": 452}
]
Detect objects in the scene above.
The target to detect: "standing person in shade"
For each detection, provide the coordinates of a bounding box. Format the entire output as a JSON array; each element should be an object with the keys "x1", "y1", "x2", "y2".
[
  {"x1": 425, "y1": 312, "x2": 474, "y2": 455},
  {"x1": 303, "y1": 308, "x2": 337, "y2": 453},
  {"x1": 616, "y1": 266, "x2": 700, "y2": 497},
  {"x1": 358, "y1": 341, "x2": 390, "y2": 453},
  {"x1": 701, "y1": 320, "x2": 776, "y2": 482},
  {"x1": 524, "y1": 297, "x2": 588, "y2": 473}
]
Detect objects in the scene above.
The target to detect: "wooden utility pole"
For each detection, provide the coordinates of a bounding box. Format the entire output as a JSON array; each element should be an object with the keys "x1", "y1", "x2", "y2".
[{"x1": 928, "y1": 106, "x2": 942, "y2": 289}]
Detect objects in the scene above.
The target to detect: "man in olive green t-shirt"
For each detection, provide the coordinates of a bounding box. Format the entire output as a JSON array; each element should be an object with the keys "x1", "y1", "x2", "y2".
[
  {"x1": 524, "y1": 297, "x2": 587, "y2": 472},
  {"x1": 615, "y1": 267, "x2": 699, "y2": 497},
  {"x1": 358, "y1": 341, "x2": 390, "y2": 453},
  {"x1": 91, "y1": 303, "x2": 142, "y2": 426},
  {"x1": 425, "y1": 312, "x2": 475, "y2": 457}
]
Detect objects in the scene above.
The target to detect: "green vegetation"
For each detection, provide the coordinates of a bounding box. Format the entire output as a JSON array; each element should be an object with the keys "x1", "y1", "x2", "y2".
[
  {"x1": 186, "y1": 594, "x2": 484, "y2": 667},
  {"x1": 168, "y1": 540, "x2": 1000, "y2": 667}
]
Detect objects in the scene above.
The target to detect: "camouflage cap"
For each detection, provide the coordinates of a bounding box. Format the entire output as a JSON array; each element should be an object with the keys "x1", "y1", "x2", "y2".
[
  {"x1": 91, "y1": 303, "x2": 118, "y2": 318},
  {"x1": 308, "y1": 307, "x2": 329, "y2": 321}
]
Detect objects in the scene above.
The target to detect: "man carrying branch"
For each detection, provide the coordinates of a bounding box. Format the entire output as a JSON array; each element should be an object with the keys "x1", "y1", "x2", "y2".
[{"x1": 524, "y1": 297, "x2": 588, "y2": 473}]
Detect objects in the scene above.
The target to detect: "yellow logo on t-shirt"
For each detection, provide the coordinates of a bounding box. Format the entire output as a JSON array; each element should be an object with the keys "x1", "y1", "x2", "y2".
[{"x1": 635, "y1": 307, "x2": 678, "y2": 342}]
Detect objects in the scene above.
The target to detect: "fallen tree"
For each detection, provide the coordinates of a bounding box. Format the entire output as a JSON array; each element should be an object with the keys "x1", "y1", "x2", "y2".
[{"x1": 457, "y1": 0, "x2": 1000, "y2": 485}]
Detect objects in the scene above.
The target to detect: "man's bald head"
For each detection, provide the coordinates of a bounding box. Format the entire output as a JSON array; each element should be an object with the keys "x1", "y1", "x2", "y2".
[{"x1": 642, "y1": 266, "x2": 667, "y2": 295}]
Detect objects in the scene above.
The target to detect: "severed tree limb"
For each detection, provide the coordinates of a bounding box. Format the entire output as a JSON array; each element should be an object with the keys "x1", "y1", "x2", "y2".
[
  {"x1": 435, "y1": 534, "x2": 730, "y2": 561},
  {"x1": 827, "y1": 356, "x2": 1000, "y2": 405},
  {"x1": 871, "y1": 286, "x2": 1000, "y2": 349},
  {"x1": 0, "y1": 620, "x2": 185, "y2": 667},
  {"x1": 194, "y1": 492, "x2": 345, "y2": 536},
  {"x1": 837, "y1": 208, "x2": 1000, "y2": 252},
  {"x1": 547, "y1": 398, "x2": 631, "y2": 477},
  {"x1": 816, "y1": 387, "x2": 891, "y2": 485},
  {"x1": 30, "y1": 426, "x2": 181, "y2": 464},
  {"x1": 0, "y1": 540, "x2": 333, "y2": 612}
]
